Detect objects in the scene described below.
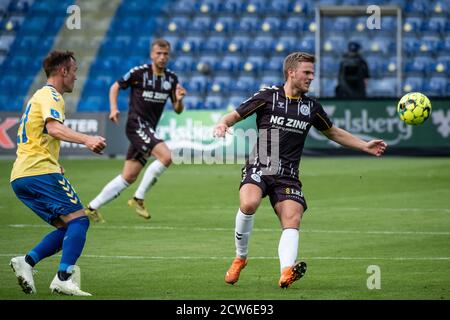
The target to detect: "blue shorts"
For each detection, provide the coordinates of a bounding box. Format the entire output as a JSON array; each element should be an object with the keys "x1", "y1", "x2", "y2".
[{"x1": 11, "y1": 173, "x2": 84, "y2": 224}]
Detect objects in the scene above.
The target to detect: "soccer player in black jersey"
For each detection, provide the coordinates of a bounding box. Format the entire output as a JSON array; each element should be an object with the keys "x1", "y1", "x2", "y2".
[
  {"x1": 86, "y1": 39, "x2": 186, "y2": 222},
  {"x1": 214, "y1": 52, "x2": 387, "y2": 288}
]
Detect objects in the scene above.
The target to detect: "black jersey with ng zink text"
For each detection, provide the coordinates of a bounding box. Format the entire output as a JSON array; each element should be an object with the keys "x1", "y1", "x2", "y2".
[
  {"x1": 118, "y1": 64, "x2": 178, "y2": 129},
  {"x1": 235, "y1": 85, "x2": 333, "y2": 178}
]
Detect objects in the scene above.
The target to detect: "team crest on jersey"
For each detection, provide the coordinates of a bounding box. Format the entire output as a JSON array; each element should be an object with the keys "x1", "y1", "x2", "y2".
[
  {"x1": 163, "y1": 80, "x2": 172, "y2": 90},
  {"x1": 50, "y1": 109, "x2": 60, "y2": 119},
  {"x1": 300, "y1": 104, "x2": 310, "y2": 116},
  {"x1": 251, "y1": 173, "x2": 261, "y2": 183}
]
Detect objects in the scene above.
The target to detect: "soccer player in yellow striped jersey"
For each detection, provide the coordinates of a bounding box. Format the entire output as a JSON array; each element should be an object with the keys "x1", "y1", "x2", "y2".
[{"x1": 9, "y1": 51, "x2": 106, "y2": 296}]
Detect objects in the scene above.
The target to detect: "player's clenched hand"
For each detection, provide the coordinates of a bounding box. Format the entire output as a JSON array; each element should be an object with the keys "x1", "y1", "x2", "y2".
[
  {"x1": 366, "y1": 139, "x2": 387, "y2": 157},
  {"x1": 175, "y1": 84, "x2": 186, "y2": 101},
  {"x1": 213, "y1": 123, "x2": 230, "y2": 138},
  {"x1": 85, "y1": 136, "x2": 107, "y2": 154},
  {"x1": 109, "y1": 110, "x2": 120, "y2": 124}
]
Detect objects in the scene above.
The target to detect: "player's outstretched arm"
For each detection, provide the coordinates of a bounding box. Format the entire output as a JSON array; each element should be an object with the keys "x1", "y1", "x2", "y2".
[
  {"x1": 46, "y1": 119, "x2": 107, "y2": 154},
  {"x1": 213, "y1": 111, "x2": 241, "y2": 138},
  {"x1": 109, "y1": 82, "x2": 120, "y2": 124},
  {"x1": 322, "y1": 126, "x2": 387, "y2": 157}
]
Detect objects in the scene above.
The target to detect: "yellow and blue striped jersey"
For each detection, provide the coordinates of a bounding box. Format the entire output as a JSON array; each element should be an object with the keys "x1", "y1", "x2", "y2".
[{"x1": 10, "y1": 85, "x2": 65, "y2": 182}]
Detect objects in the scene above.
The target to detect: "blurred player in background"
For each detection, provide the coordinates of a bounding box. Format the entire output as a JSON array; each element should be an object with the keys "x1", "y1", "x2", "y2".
[
  {"x1": 10, "y1": 51, "x2": 106, "y2": 296},
  {"x1": 86, "y1": 38, "x2": 186, "y2": 222},
  {"x1": 214, "y1": 52, "x2": 387, "y2": 288}
]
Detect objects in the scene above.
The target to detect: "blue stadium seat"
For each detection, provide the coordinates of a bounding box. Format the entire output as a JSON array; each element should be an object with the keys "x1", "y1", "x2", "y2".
[
  {"x1": 321, "y1": 78, "x2": 337, "y2": 97},
  {"x1": 283, "y1": 17, "x2": 305, "y2": 33},
  {"x1": 210, "y1": 76, "x2": 233, "y2": 95},
  {"x1": 204, "y1": 96, "x2": 224, "y2": 110},
  {"x1": 434, "y1": 55, "x2": 450, "y2": 74},
  {"x1": 227, "y1": 36, "x2": 251, "y2": 54},
  {"x1": 226, "y1": 95, "x2": 247, "y2": 109},
  {"x1": 237, "y1": 16, "x2": 260, "y2": 33},
  {"x1": 166, "y1": 16, "x2": 190, "y2": 34},
  {"x1": 403, "y1": 35, "x2": 420, "y2": 56},
  {"x1": 172, "y1": 55, "x2": 195, "y2": 73},
  {"x1": 171, "y1": 0, "x2": 196, "y2": 15},
  {"x1": 202, "y1": 35, "x2": 228, "y2": 54},
  {"x1": 321, "y1": 56, "x2": 340, "y2": 75},
  {"x1": 299, "y1": 35, "x2": 315, "y2": 53},
  {"x1": 289, "y1": 0, "x2": 312, "y2": 14},
  {"x1": 260, "y1": 17, "x2": 281, "y2": 33},
  {"x1": 212, "y1": 16, "x2": 236, "y2": 34},
  {"x1": 245, "y1": 0, "x2": 269, "y2": 14},
  {"x1": 196, "y1": 55, "x2": 220, "y2": 73},
  {"x1": 186, "y1": 75, "x2": 209, "y2": 95},
  {"x1": 197, "y1": 0, "x2": 222, "y2": 14},
  {"x1": 183, "y1": 95, "x2": 204, "y2": 110},
  {"x1": 403, "y1": 77, "x2": 424, "y2": 93},
  {"x1": 242, "y1": 56, "x2": 266, "y2": 75},
  {"x1": 217, "y1": 55, "x2": 243, "y2": 73},
  {"x1": 179, "y1": 36, "x2": 203, "y2": 54},
  {"x1": 405, "y1": 56, "x2": 434, "y2": 75},
  {"x1": 405, "y1": 0, "x2": 430, "y2": 14},
  {"x1": 222, "y1": 0, "x2": 244, "y2": 14},
  {"x1": 332, "y1": 17, "x2": 353, "y2": 32},
  {"x1": 403, "y1": 17, "x2": 423, "y2": 33},
  {"x1": 189, "y1": 16, "x2": 212, "y2": 34},
  {"x1": 265, "y1": 56, "x2": 284, "y2": 74},
  {"x1": 274, "y1": 36, "x2": 297, "y2": 54},
  {"x1": 424, "y1": 76, "x2": 447, "y2": 96},
  {"x1": 261, "y1": 75, "x2": 282, "y2": 87},
  {"x1": 248, "y1": 35, "x2": 274, "y2": 55},
  {"x1": 423, "y1": 17, "x2": 447, "y2": 34},
  {"x1": 419, "y1": 36, "x2": 443, "y2": 54},
  {"x1": 367, "y1": 77, "x2": 397, "y2": 97},
  {"x1": 230, "y1": 76, "x2": 258, "y2": 94},
  {"x1": 267, "y1": 0, "x2": 291, "y2": 15},
  {"x1": 370, "y1": 36, "x2": 395, "y2": 55},
  {"x1": 323, "y1": 35, "x2": 347, "y2": 54}
]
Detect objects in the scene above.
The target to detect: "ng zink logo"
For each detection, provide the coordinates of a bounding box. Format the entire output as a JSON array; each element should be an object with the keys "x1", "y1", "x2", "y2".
[
  {"x1": 366, "y1": 265, "x2": 381, "y2": 290},
  {"x1": 66, "y1": 5, "x2": 81, "y2": 30}
]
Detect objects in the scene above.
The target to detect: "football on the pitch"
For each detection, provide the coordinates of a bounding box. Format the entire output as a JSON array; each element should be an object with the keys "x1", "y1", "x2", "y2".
[{"x1": 397, "y1": 92, "x2": 432, "y2": 125}]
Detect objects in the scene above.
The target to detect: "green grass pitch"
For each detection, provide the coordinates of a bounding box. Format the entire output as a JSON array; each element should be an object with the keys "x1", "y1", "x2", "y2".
[{"x1": 0, "y1": 157, "x2": 449, "y2": 300}]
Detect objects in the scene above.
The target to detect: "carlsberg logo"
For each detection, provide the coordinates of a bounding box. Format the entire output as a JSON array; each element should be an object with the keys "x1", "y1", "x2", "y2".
[{"x1": 309, "y1": 106, "x2": 412, "y2": 145}]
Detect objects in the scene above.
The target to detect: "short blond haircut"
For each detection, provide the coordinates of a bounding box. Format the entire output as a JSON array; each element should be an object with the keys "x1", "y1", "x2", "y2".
[
  {"x1": 283, "y1": 52, "x2": 315, "y2": 80},
  {"x1": 151, "y1": 38, "x2": 171, "y2": 50}
]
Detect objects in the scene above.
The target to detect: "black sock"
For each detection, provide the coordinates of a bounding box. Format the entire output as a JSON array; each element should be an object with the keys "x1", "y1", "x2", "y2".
[
  {"x1": 25, "y1": 255, "x2": 36, "y2": 267},
  {"x1": 57, "y1": 270, "x2": 71, "y2": 281}
]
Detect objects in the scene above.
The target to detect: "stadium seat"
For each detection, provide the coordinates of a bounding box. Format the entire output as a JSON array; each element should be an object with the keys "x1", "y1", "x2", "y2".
[
  {"x1": 197, "y1": 0, "x2": 222, "y2": 14},
  {"x1": 179, "y1": 36, "x2": 203, "y2": 54},
  {"x1": 260, "y1": 17, "x2": 282, "y2": 33},
  {"x1": 332, "y1": 17, "x2": 353, "y2": 32},
  {"x1": 403, "y1": 17, "x2": 423, "y2": 33},
  {"x1": 321, "y1": 56, "x2": 340, "y2": 75},
  {"x1": 212, "y1": 16, "x2": 236, "y2": 34},
  {"x1": 403, "y1": 35, "x2": 421, "y2": 56},
  {"x1": 267, "y1": 0, "x2": 291, "y2": 15},
  {"x1": 196, "y1": 55, "x2": 219, "y2": 74},
  {"x1": 209, "y1": 76, "x2": 233, "y2": 95},
  {"x1": 245, "y1": 0, "x2": 269, "y2": 14},
  {"x1": 166, "y1": 16, "x2": 190, "y2": 34},
  {"x1": 248, "y1": 35, "x2": 274, "y2": 55},
  {"x1": 172, "y1": 55, "x2": 195, "y2": 73},
  {"x1": 261, "y1": 75, "x2": 282, "y2": 87},
  {"x1": 422, "y1": 17, "x2": 447, "y2": 34},
  {"x1": 217, "y1": 55, "x2": 243, "y2": 73},
  {"x1": 227, "y1": 36, "x2": 251, "y2": 54},
  {"x1": 283, "y1": 16, "x2": 305, "y2": 33},
  {"x1": 403, "y1": 77, "x2": 424, "y2": 93},
  {"x1": 171, "y1": 0, "x2": 196, "y2": 15},
  {"x1": 405, "y1": 56, "x2": 434, "y2": 75},
  {"x1": 299, "y1": 35, "x2": 315, "y2": 53},
  {"x1": 226, "y1": 95, "x2": 247, "y2": 109},
  {"x1": 405, "y1": 0, "x2": 430, "y2": 14},
  {"x1": 186, "y1": 75, "x2": 209, "y2": 95},
  {"x1": 289, "y1": 0, "x2": 312, "y2": 14},
  {"x1": 237, "y1": 16, "x2": 260, "y2": 33},
  {"x1": 321, "y1": 78, "x2": 337, "y2": 97},
  {"x1": 242, "y1": 56, "x2": 266, "y2": 76},
  {"x1": 202, "y1": 35, "x2": 228, "y2": 54},
  {"x1": 424, "y1": 76, "x2": 447, "y2": 96},
  {"x1": 189, "y1": 16, "x2": 212, "y2": 35},
  {"x1": 419, "y1": 36, "x2": 442, "y2": 54},
  {"x1": 221, "y1": 0, "x2": 244, "y2": 14},
  {"x1": 204, "y1": 96, "x2": 224, "y2": 109},
  {"x1": 367, "y1": 77, "x2": 397, "y2": 97},
  {"x1": 230, "y1": 76, "x2": 258, "y2": 94},
  {"x1": 183, "y1": 95, "x2": 204, "y2": 110},
  {"x1": 323, "y1": 35, "x2": 347, "y2": 54}
]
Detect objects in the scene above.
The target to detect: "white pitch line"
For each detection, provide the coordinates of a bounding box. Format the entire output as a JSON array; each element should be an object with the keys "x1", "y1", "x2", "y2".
[
  {"x1": 0, "y1": 253, "x2": 449, "y2": 261},
  {"x1": 6, "y1": 224, "x2": 450, "y2": 236}
]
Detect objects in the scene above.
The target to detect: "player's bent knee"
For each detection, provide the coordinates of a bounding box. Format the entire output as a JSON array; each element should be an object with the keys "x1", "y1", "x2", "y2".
[{"x1": 240, "y1": 201, "x2": 259, "y2": 214}]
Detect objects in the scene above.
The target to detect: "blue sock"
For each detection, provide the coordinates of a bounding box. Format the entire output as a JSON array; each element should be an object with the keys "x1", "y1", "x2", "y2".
[
  {"x1": 27, "y1": 228, "x2": 67, "y2": 265},
  {"x1": 59, "y1": 216, "x2": 90, "y2": 272}
]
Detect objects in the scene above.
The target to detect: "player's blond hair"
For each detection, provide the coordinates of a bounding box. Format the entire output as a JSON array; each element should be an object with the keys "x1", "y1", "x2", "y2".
[
  {"x1": 283, "y1": 52, "x2": 315, "y2": 80},
  {"x1": 151, "y1": 38, "x2": 171, "y2": 50}
]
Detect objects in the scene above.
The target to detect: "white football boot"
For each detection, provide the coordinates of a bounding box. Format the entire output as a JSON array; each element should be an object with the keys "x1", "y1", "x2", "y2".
[
  {"x1": 10, "y1": 256, "x2": 37, "y2": 294},
  {"x1": 50, "y1": 267, "x2": 91, "y2": 296}
]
